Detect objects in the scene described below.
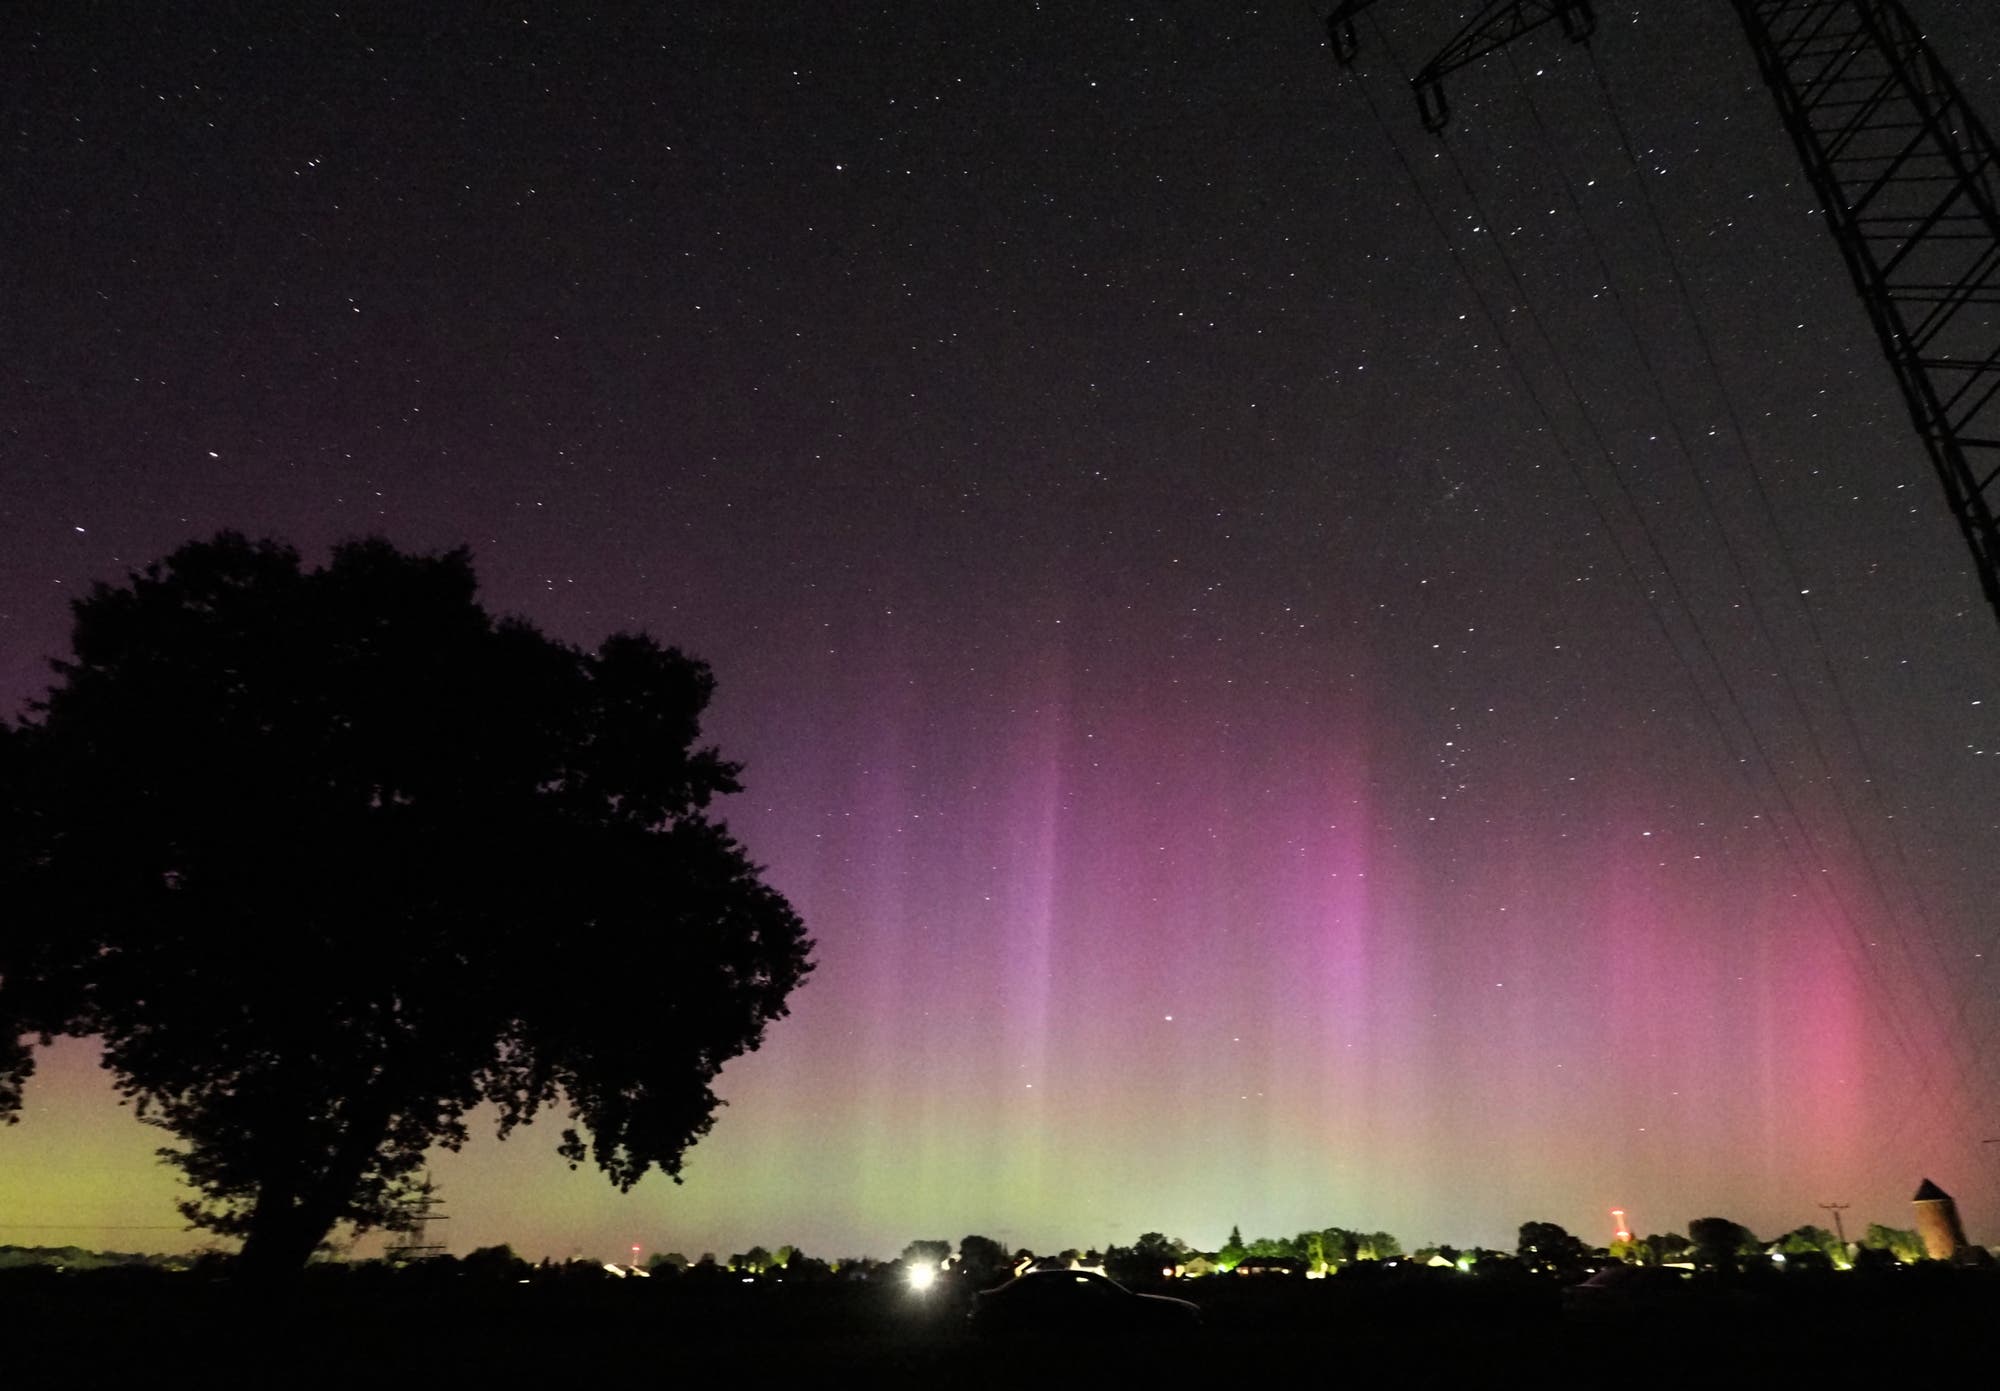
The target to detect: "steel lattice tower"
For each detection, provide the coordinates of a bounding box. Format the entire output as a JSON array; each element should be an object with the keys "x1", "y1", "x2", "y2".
[
  {"x1": 1733, "y1": 0, "x2": 2000, "y2": 625},
  {"x1": 1329, "y1": 0, "x2": 2000, "y2": 628},
  {"x1": 383, "y1": 1176, "x2": 448, "y2": 1263}
]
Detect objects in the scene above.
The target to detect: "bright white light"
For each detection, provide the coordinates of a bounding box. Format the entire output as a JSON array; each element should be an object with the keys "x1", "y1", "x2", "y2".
[{"x1": 908, "y1": 1263, "x2": 937, "y2": 1292}]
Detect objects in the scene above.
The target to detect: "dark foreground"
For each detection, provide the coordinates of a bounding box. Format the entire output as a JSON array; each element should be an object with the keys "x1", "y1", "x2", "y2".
[{"x1": 11, "y1": 1263, "x2": 1998, "y2": 1389}]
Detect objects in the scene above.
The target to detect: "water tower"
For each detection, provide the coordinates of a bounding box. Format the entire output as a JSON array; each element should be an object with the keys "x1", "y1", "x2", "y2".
[{"x1": 1912, "y1": 1179, "x2": 1968, "y2": 1261}]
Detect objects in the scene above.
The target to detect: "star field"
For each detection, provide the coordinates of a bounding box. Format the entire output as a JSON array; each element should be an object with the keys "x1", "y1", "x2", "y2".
[{"x1": 4, "y1": 3, "x2": 2000, "y2": 1261}]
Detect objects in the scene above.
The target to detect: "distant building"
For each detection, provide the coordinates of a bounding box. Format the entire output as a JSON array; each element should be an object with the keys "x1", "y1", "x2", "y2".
[{"x1": 1913, "y1": 1178, "x2": 1970, "y2": 1261}]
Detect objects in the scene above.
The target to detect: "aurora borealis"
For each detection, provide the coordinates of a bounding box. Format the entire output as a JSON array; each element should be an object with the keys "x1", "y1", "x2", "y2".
[{"x1": 4, "y1": 4, "x2": 1999, "y2": 1262}]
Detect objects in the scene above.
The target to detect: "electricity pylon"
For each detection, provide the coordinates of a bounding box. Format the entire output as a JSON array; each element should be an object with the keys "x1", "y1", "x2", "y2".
[{"x1": 1329, "y1": 0, "x2": 2000, "y2": 631}]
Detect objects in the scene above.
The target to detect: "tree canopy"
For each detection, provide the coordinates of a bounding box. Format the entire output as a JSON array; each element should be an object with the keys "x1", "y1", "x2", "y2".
[
  {"x1": 955, "y1": 1234, "x2": 1010, "y2": 1286},
  {"x1": 1688, "y1": 1217, "x2": 1760, "y2": 1272},
  {"x1": 0, "y1": 534, "x2": 814, "y2": 1276},
  {"x1": 1774, "y1": 1224, "x2": 1845, "y2": 1269},
  {"x1": 1105, "y1": 1231, "x2": 1186, "y2": 1284},
  {"x1": 900, "y1": 1239, "x2": 952, "y2": 1268},
  {"x1": 1515, "y1": 1221, "x2": 1589, "y2": 1277},
  {"x1": 1862, "y1": 1224, "x2": 1926, "y2": 1264}
]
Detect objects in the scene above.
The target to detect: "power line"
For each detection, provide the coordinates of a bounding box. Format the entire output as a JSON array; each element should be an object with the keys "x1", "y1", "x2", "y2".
[
  {"x1": 0, "y1": 1224, "x2": 190, "y2": 1231},
  {"x1": 1580, "y1": 26, "x2": 2000, "y2": 1167},
  {"x1": 1335, "y1": 8, "x2": 1984, "y2": 1159},
  {"x1": 1506, "y1": 41, "x2": 1996, "y2": 1158},
  {"x1": 1344, "y1": 10, "x2": 1768, "y2": 787}
]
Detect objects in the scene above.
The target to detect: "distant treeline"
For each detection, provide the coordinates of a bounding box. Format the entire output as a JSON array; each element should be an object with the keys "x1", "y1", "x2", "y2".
[
  {"x1": 673, "y1": 1216, "x2": 1957, "y2": 1283},
  {"x1": 3, "y1": 1214, "x2": 1966, "y2": 1282},
  {"x1": 0, "y1": 1245, "x2": 196, "y2": 1271}
]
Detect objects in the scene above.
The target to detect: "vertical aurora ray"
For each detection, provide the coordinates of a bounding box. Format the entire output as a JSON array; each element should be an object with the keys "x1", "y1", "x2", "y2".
[
  {"x1": 989, "y1": 652, "x2": 1070, "y2": 1220},
  {"x1": 6, "y1": 2, "x2": 2000, "y2": 1265},
  {"x1": 1260, "y1": 746, "x2": 1385, "y2": 1227}
]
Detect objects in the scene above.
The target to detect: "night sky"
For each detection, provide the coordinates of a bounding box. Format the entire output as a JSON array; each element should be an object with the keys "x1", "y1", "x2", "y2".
[{"x1": 5, "y1": 3, "x2": 2000, "y2": 1263}]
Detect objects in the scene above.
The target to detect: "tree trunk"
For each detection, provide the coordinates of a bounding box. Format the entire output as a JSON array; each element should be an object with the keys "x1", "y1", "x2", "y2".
[
  {"x1": 234, "y1": 1090, "x2": 398, "y2": 1281},
  {"x1": 235, "y1": 1209, "x2": 326, "y2": 1283}
]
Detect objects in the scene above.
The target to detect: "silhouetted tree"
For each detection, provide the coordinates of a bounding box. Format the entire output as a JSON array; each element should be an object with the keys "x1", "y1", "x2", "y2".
[
  {"x1": 1360, "y1": 1230, "x2": 1402, "y2": 1261},
  {"x1": 1323, "y1": 1228, "x2": 1362, "y2": 1266},
  {"x1": 1289, "y1": 1227, "x2": 1362, "y2": 1271},
  {"x1": 1136, "y1": 1231, "x2": 1176, "y2": 1279},
  {"x1": 1110, "y1": 1231, "x2": 1181, "y2": 1282},
  {"x1": 1637, "y1": 1232, "x2": 1692, "y2": 1266},
  {"x1": 1516, "y1": 1222, "x2": 1588, "y2": 1277},
  {"x1": 901, "y1": 1239, "x2": 951, "y2": 1268},
  {"x1": 1688, "y1": 1217, "x2": 1759, "y2": 1272},
  {"x1": 1218, "y1": 1225, "x2": 1246, "y2": 1269},
  {"x1": 1102, "y1": 1242, "x2": 1151, "y2": 1285},
  {"x1": 1862, "y1": 1224, "x2": 1926, "y2": 1264},
  {"x1": 1298, "y1": 1229, "x2": 1329, "y2": 1274},
  {"x1": 461, "y1": 1244, "x2": 532, "y2": 1281},
  {"x1": 956, "y1": 1234, "x2": 1009, "y2": 1286},
  {"x1": 0, "y1": 535, "x2": 814, "y2": 1279},
  {"x1": 1774, "y1": 1224, "x2": 1843, "y2": 1268},
  {"x1": 779, "y1": 1253, "x2": 831, "y2": 1281},
  {"x1": 1849, "y1": 1243, "x2": 1899, "y2": 1274}
]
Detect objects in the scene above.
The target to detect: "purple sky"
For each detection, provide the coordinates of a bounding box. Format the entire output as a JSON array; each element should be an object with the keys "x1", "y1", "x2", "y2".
[{"x1": 4, "y1": 3, "x2": 1999, "y2": 1261}]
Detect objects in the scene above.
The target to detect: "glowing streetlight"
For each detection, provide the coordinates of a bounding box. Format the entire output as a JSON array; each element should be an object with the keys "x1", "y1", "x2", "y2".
[{"x1": 907, "y1": 1262, "x2": 937, "y2": 1292}]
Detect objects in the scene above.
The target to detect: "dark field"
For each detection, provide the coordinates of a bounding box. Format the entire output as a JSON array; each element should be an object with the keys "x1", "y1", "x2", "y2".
[{"x1": 10, "y1": 1264, "x2": 1997, "y2": 1389}]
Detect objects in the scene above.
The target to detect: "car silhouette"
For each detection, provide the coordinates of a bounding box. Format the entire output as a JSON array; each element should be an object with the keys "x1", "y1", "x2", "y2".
[{"x1": 967, "y1": 1269, "x2": 1201, "y2": 1339}]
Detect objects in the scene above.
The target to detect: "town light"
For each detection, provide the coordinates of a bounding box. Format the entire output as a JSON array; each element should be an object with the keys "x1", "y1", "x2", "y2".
[{"x1": 908, "y1": 1262, "x2": 937, "y2": 1292}]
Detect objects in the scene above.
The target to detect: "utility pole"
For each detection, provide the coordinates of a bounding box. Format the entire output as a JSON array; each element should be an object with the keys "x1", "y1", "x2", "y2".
[{"x1": 1818, "y1": 1200, "x2": 1851, "y2": 1249}]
